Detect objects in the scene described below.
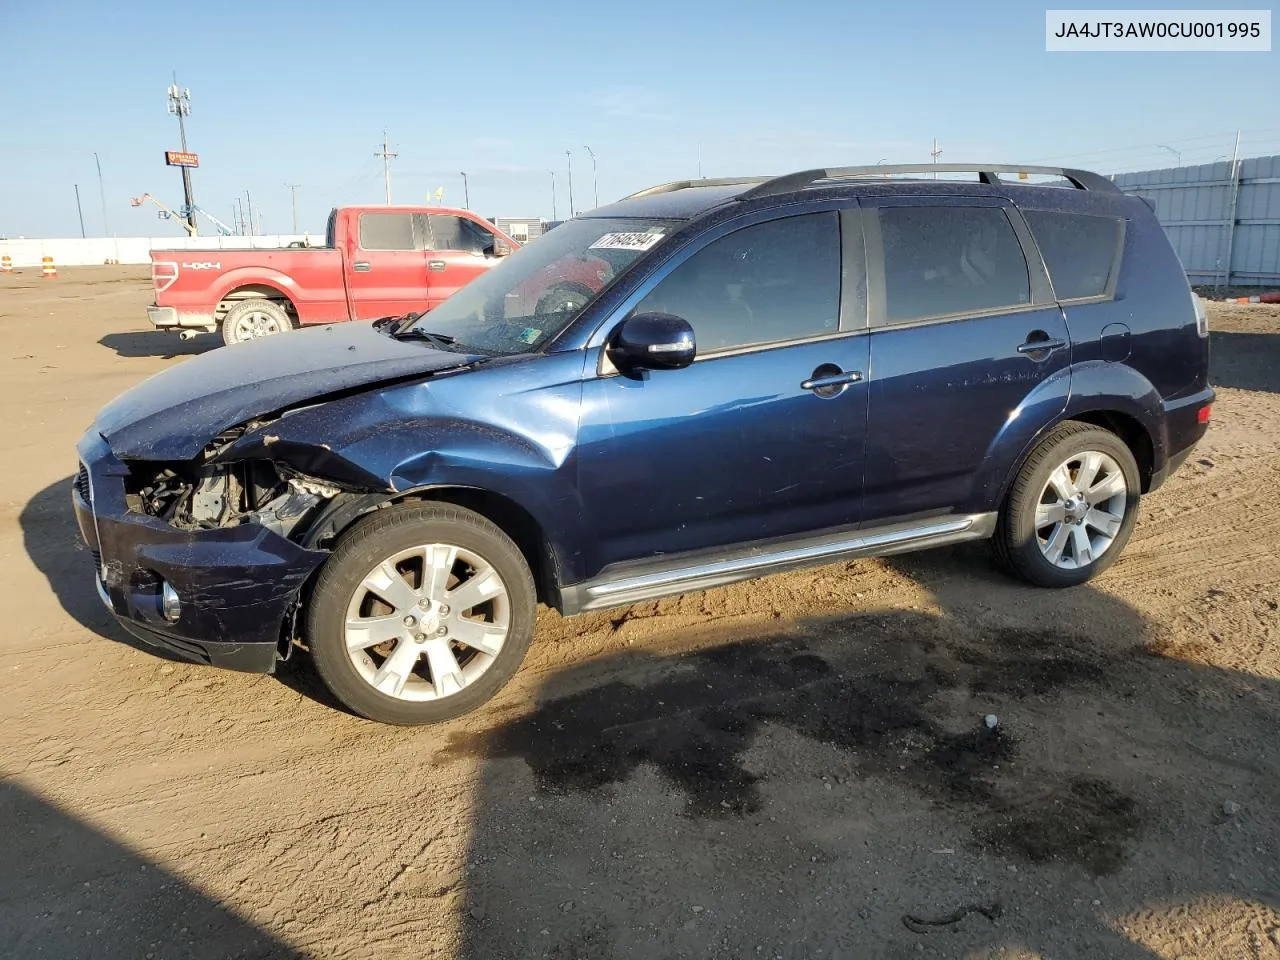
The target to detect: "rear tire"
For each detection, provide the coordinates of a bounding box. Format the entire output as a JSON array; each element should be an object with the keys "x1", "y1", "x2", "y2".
[
  {"x1": 306, "y1": 502, "x2": 536, "y2": 725},
  {"x1": 221, "y1": 298, "x2": 294, "y2": 346},
  {"x1": 993, "y1": 421, "x2": 1141, "y2": 588}
]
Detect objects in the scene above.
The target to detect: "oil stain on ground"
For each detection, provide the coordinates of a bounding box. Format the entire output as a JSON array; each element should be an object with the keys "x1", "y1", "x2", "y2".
[{"x1": 447, "y1": 619, "x2": 1145, "y2": 875}]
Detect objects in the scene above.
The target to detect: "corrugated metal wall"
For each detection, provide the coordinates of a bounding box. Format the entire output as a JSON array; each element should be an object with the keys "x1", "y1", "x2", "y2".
[{"x1": 1112, "y1": 154, "x2": 1280, "y2": 287}]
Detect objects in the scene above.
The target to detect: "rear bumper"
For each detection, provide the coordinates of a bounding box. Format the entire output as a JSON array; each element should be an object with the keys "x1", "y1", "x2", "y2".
[
  {"x1": 73, "y1": 431, "x2": 328, "y2": 674},
  {"x1": 1149, "y1": 386, "x2": 1214, "y2": 492},
  {"x1": 147, "y1": 305, "x2": 216, "y2": 330}
]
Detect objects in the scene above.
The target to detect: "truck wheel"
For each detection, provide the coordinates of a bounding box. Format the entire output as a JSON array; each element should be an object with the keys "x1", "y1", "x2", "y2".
[
  {"x1": 306, "y1": 502, "x2": 537, "y2": 725},
  {"x1": 992, "y1": 421, "x2": 1141, "y2": 588},
  {"x1": 221, "y1": 299, "x2": 294, "y2": 346}
]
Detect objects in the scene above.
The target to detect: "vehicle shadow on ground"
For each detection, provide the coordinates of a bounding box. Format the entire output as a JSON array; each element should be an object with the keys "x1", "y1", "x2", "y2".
[
  {"x1": 444, "y1": 547, "x2": 1279, "y2": 959},
  {"x1": 1210, "y1": 329, "x2": 1280, "y2": 393},
  {"x1": 98, "y1": 331, "x2": 220, "y2": 359},
  {"x1": 19, "y1": 475, "x2": 188, "y2": 663},
  {"x1": 0, "y1": 781, "x2": 303, "y2": 959}
]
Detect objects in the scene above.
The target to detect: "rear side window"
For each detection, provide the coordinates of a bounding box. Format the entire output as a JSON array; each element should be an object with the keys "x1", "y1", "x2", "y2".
[
  {"x1": 635, "y1": 213, "x2": 841, "y2": 353},
  {"x1": 358, "y1": 212, "x2": 416, "y2": 250},
  {"x1": 875, "y1": 206, "x2": 1030, "y2": 324},
  {"x1": 1024, "y1": 210, "x2": 1123, "y2": 301}
]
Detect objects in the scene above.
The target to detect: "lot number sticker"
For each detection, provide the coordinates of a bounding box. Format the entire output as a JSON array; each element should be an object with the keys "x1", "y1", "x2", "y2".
[{"x1": 589, "y1": 232, "x2": 666, "y2": 251}]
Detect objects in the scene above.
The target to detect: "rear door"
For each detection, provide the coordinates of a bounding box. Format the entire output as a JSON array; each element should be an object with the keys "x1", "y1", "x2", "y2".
[
  {"x1": 422, "y1": 214, "x2": 502, "y2": 309},
  {"x1": 346, "y1": 211, "x2": 429, "y2": 320},
  {"x1": 860, "y1": 196, "x2": 1071, "y2": 524}
]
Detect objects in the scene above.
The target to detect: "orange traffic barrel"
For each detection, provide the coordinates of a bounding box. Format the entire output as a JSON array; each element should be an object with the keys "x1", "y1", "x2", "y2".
[
  {"x1": 41, "y1": 255, "x2": 57, "y2": 279},
  {"x1": 0, "y1": 255, "x2": 12, "y2": 273}
]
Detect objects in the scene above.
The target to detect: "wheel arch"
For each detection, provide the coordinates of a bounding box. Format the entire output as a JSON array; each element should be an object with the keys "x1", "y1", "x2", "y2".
[
  {"x1": 301, "y1": 484, "x2": 563, "y2": 609},
  {"x1": 215, "y1": 282, "x2": 299, "y2": 323}
]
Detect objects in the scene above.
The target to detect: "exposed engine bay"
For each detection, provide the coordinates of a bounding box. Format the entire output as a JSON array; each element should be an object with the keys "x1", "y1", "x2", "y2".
[{"x1": 124, "y1": 426, "x2": 342, "y2": 539}]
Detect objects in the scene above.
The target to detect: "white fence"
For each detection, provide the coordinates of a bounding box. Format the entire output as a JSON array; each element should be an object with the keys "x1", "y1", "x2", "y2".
[
  {"x1": 0, "y1": 235, "x2": 321, "y2": 268},
  {"x1": 1113, "y1": 154, "x2": 1280, "y2": 288}
]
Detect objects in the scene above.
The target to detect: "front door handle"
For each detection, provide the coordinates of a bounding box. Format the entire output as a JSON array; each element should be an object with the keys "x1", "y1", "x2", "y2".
[
  {"x1": 353, "y1": 261, "x2": 371, "y2": 272},
  {"x1": 428, "y1": 260, "x2": 447, "y2": 272},
  {"x1": 801, "y1": 368, "x2": 863, "y2": 398}
]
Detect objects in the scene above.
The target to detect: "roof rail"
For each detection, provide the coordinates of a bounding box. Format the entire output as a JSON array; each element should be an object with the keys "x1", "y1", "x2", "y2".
[
  {"x1": 622, "y1": 176, "x2": 770, "y2": 200},
  {"x1": 738, "y1": 164, "x2": 1120, "y2": 200}
]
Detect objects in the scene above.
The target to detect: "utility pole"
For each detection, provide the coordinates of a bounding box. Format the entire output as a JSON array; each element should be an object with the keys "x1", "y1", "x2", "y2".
[
  {"x1": 166, "y1": 75, "x2": 198, "y2": 235},
  {"x1": 550, "y1": 170, "x2": 557, "y2": 220},
  {"x1": 930, "y1": 138, "x2": 942, "y2": 180},
  {"x1": 565, "y1": 150, "x2": 575, "y2": 217},
  {"x1": 697, "y1": 143, "x2": 703, "y2": 179},
  {"x1": 375, "y1": 131, "x2": 398, "y2": 205},
  {"x1": 94, "y1": 152, "x2": 109, "y2": 236},
  {"x1": 74, "y1": 184, "x2": 86, "y2": 238},
  {"x1": 245, "y1": 190, "x2": 255, "y2": 236},
  {"x1": 583, "y1": 145, "x2": 598, "y2": 209},
  {"x1": 460, "y1": 171, "x2": 470, "y2": 209},
  {"x1": 232, "y1": 202, "x2": 241, "y2": 235},
  {"x1": 285, "y1": 183, "x2": 300, "y2": 233},
  {"x1": 1220, "y1": 129, "x2": 1243, "y2": 292}
]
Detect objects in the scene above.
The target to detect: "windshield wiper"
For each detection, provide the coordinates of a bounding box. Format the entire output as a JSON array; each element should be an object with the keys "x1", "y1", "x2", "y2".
[{"x1": 390, "y1": 327, "x2": 459, "y2": 350}]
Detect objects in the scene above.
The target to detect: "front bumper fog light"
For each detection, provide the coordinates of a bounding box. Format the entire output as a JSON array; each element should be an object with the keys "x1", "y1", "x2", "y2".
[{"x1": 160, "y1": 582, "x2": 182, "y2": 622}]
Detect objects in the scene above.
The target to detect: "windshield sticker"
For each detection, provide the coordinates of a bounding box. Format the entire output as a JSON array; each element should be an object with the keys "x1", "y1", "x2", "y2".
[
  {"x1": 518, "y1": 327, "x2": 542, "y2": 345},
  {"x1": 589, "y1": 231, "x2": 666, "y2": 252}
]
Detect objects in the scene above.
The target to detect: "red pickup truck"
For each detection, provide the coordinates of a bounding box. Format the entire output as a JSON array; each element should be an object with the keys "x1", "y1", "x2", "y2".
[{"x1": 147, "y1": 206, "x2": 520, "y2": 346}]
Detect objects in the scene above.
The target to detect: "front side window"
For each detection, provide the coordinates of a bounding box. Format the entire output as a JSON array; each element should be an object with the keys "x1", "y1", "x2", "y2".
[
  {"x1": 1024, "y1": 209, "x2": 1123, "y2": 300},
  {"x1": 635, "y1": 213, "x2": 841, "y2": 353},
  {"x1": 358, "y1": 212, "x2": 416, "y2": 251},
  {"x1": 400, "y1": 217, "x2": 676, "y2": 355},
  {"x1": 875, "y1": 206, "x2": 1030, "y2": 324},
  {"x1": 425, "y1": 214, "x2": 494, "y2": 254}
]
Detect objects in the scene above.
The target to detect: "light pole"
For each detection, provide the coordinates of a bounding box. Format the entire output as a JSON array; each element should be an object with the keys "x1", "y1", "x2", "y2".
[
  {"x1": 550, "y1": 170, "x2": 557, "y2": 220},
  {"x1": 1158, "y1": 144, "x2": 1182, "y2": 166},
  {"x1": 285, "y1": 183, "x2": 300, "y2": 233},
  {"x1": 583, "y1": 145, "x2": 598, "y2": 209},
  {"x1": 166, "y1": 77, "x2": 197, "y2": 235},
  {"x1": 94, "y1": 152, "x2": 109, "y2": 235},
  {"x1": 565, "y1": 149, "x2": 575, "y2": 217},
  {"x1": 460, "y1": 171, "x2": 470, "y2": 209}
]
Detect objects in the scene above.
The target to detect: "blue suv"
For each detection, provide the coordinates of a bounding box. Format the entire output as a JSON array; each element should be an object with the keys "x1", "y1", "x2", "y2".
[{"x1": 73, "y1": 164, "x2": 1213, "y2": 724}]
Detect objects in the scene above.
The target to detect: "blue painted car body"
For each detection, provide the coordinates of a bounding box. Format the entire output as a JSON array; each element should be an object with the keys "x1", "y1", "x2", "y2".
[{"x1": 73, "y1": 174, "x2": 1211, "y2": 673}]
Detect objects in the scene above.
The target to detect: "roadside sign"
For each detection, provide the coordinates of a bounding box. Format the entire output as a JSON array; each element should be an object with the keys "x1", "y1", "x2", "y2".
[{"x1": 165, "y1": 151, "x2": 199, "y2": 168}]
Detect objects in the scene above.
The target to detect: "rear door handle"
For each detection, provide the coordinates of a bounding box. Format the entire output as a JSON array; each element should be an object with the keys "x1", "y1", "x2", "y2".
[
  {"x1": 1017, "y1": 337, "x2": 1066, "y2": 355},
  {"x1": 428, "y1": 260, "x2": 446, "y2": 272},
  {"x1": 353, "y1": 261, "x2": 371, "y2": 272},
  {"x1": 801, "y1": 370, "x2": 863, "y2": 393}
]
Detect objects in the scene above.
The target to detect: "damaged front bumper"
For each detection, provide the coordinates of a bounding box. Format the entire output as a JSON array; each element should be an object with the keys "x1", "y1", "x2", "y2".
[{"x1": 72, "y1": 431, "x2": 329, "y2": 673}]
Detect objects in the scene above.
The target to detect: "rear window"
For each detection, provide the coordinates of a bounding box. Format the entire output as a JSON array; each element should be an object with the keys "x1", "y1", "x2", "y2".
[
  {"x1": 1024, "y1": 210, "x2": 1123, "y2": 301},
  {"x1": 359, "y1": 212, "x2": 416, "y2": 250},
  {"x1": 875, "y1": 206, "x2": 1030, "y2": 324}
]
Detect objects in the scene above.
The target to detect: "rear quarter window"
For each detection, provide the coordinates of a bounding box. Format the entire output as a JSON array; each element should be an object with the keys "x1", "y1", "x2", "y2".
[{"x1": 1023, "y1": 210, "x2": 1123, "y2": 301}]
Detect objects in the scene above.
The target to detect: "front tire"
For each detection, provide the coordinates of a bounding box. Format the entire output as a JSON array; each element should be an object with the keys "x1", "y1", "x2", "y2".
[
  {"x1": 221, "y1": 298, "x2": 294, "y2": 346},
  {"x1": 306, "y1": 503, "x2": 536, "y2": 724},
  {"x1": 993, "y1": 421, "x2": 1141, "y2": 588}
]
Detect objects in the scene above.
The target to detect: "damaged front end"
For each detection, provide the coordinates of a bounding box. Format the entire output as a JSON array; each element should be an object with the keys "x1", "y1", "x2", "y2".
[{"x1": 73, "y1": 423, "x2": 360, "y2": 675}]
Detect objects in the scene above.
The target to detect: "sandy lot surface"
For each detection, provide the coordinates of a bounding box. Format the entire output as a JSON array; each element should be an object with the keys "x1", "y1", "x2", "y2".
[{"x1": 0, "y1": 267, "x2": 1276, "y2": 960}]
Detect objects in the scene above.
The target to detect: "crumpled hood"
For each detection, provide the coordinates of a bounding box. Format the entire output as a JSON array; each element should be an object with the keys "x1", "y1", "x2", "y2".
[{"x1": 95, "y1": 322, "x2": 481, "y2": 460}]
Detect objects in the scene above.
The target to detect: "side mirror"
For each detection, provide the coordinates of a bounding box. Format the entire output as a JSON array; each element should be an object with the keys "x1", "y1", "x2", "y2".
[
  {"x1": 607, "y1": 312, "x2": 696, "y2": 373},
  {"x1": 488, "y1": 240, "x2": 513, "y2": 258}
]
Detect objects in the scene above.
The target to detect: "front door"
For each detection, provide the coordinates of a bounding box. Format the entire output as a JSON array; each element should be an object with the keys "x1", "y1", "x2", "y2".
[
  {"x1": 576, "y1": 210, "x2": 870, "y2": 572},
  {"x1": 346, "y1": 210, "x2": 429, "y2": 320},
  {"x1": 859, "y1": 197, "x2": 1072, "y2": 524},
  {"x1": 423, "y1": 214, "x2": 502, "y2": 310}
]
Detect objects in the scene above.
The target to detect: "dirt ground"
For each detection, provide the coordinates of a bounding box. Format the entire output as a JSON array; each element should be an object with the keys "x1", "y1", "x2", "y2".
[{"x1": 0, "y1": 267, "x2": 1276, "y2": 960}]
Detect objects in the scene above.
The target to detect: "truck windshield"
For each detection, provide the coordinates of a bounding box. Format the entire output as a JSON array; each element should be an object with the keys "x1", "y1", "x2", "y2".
[{"x1": 401, "y1": 217, "x2": 677, "y2": 354}]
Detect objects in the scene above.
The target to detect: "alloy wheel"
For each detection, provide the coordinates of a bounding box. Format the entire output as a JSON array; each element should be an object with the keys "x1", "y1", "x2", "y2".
[{"x1": 1034, "y1": 450, "x2": 1128, "y2": 570}]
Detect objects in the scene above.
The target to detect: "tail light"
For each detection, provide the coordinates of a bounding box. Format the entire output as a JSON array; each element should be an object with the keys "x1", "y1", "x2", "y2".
[
  {"x1": 153, "y1": 260, "x2": 179, "y2": 294},
  {"x1": 1198, "y1": 404, "x2": 1212, "y2": 424},
  {"x1": 1192, "y1": 292, "x2": 1208, "y2": 338}
]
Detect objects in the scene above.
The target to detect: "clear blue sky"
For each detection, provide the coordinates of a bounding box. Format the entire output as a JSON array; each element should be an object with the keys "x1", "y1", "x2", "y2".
[{"x1": 2, "y1": 0, "x2": 1276, "y2": 238}]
